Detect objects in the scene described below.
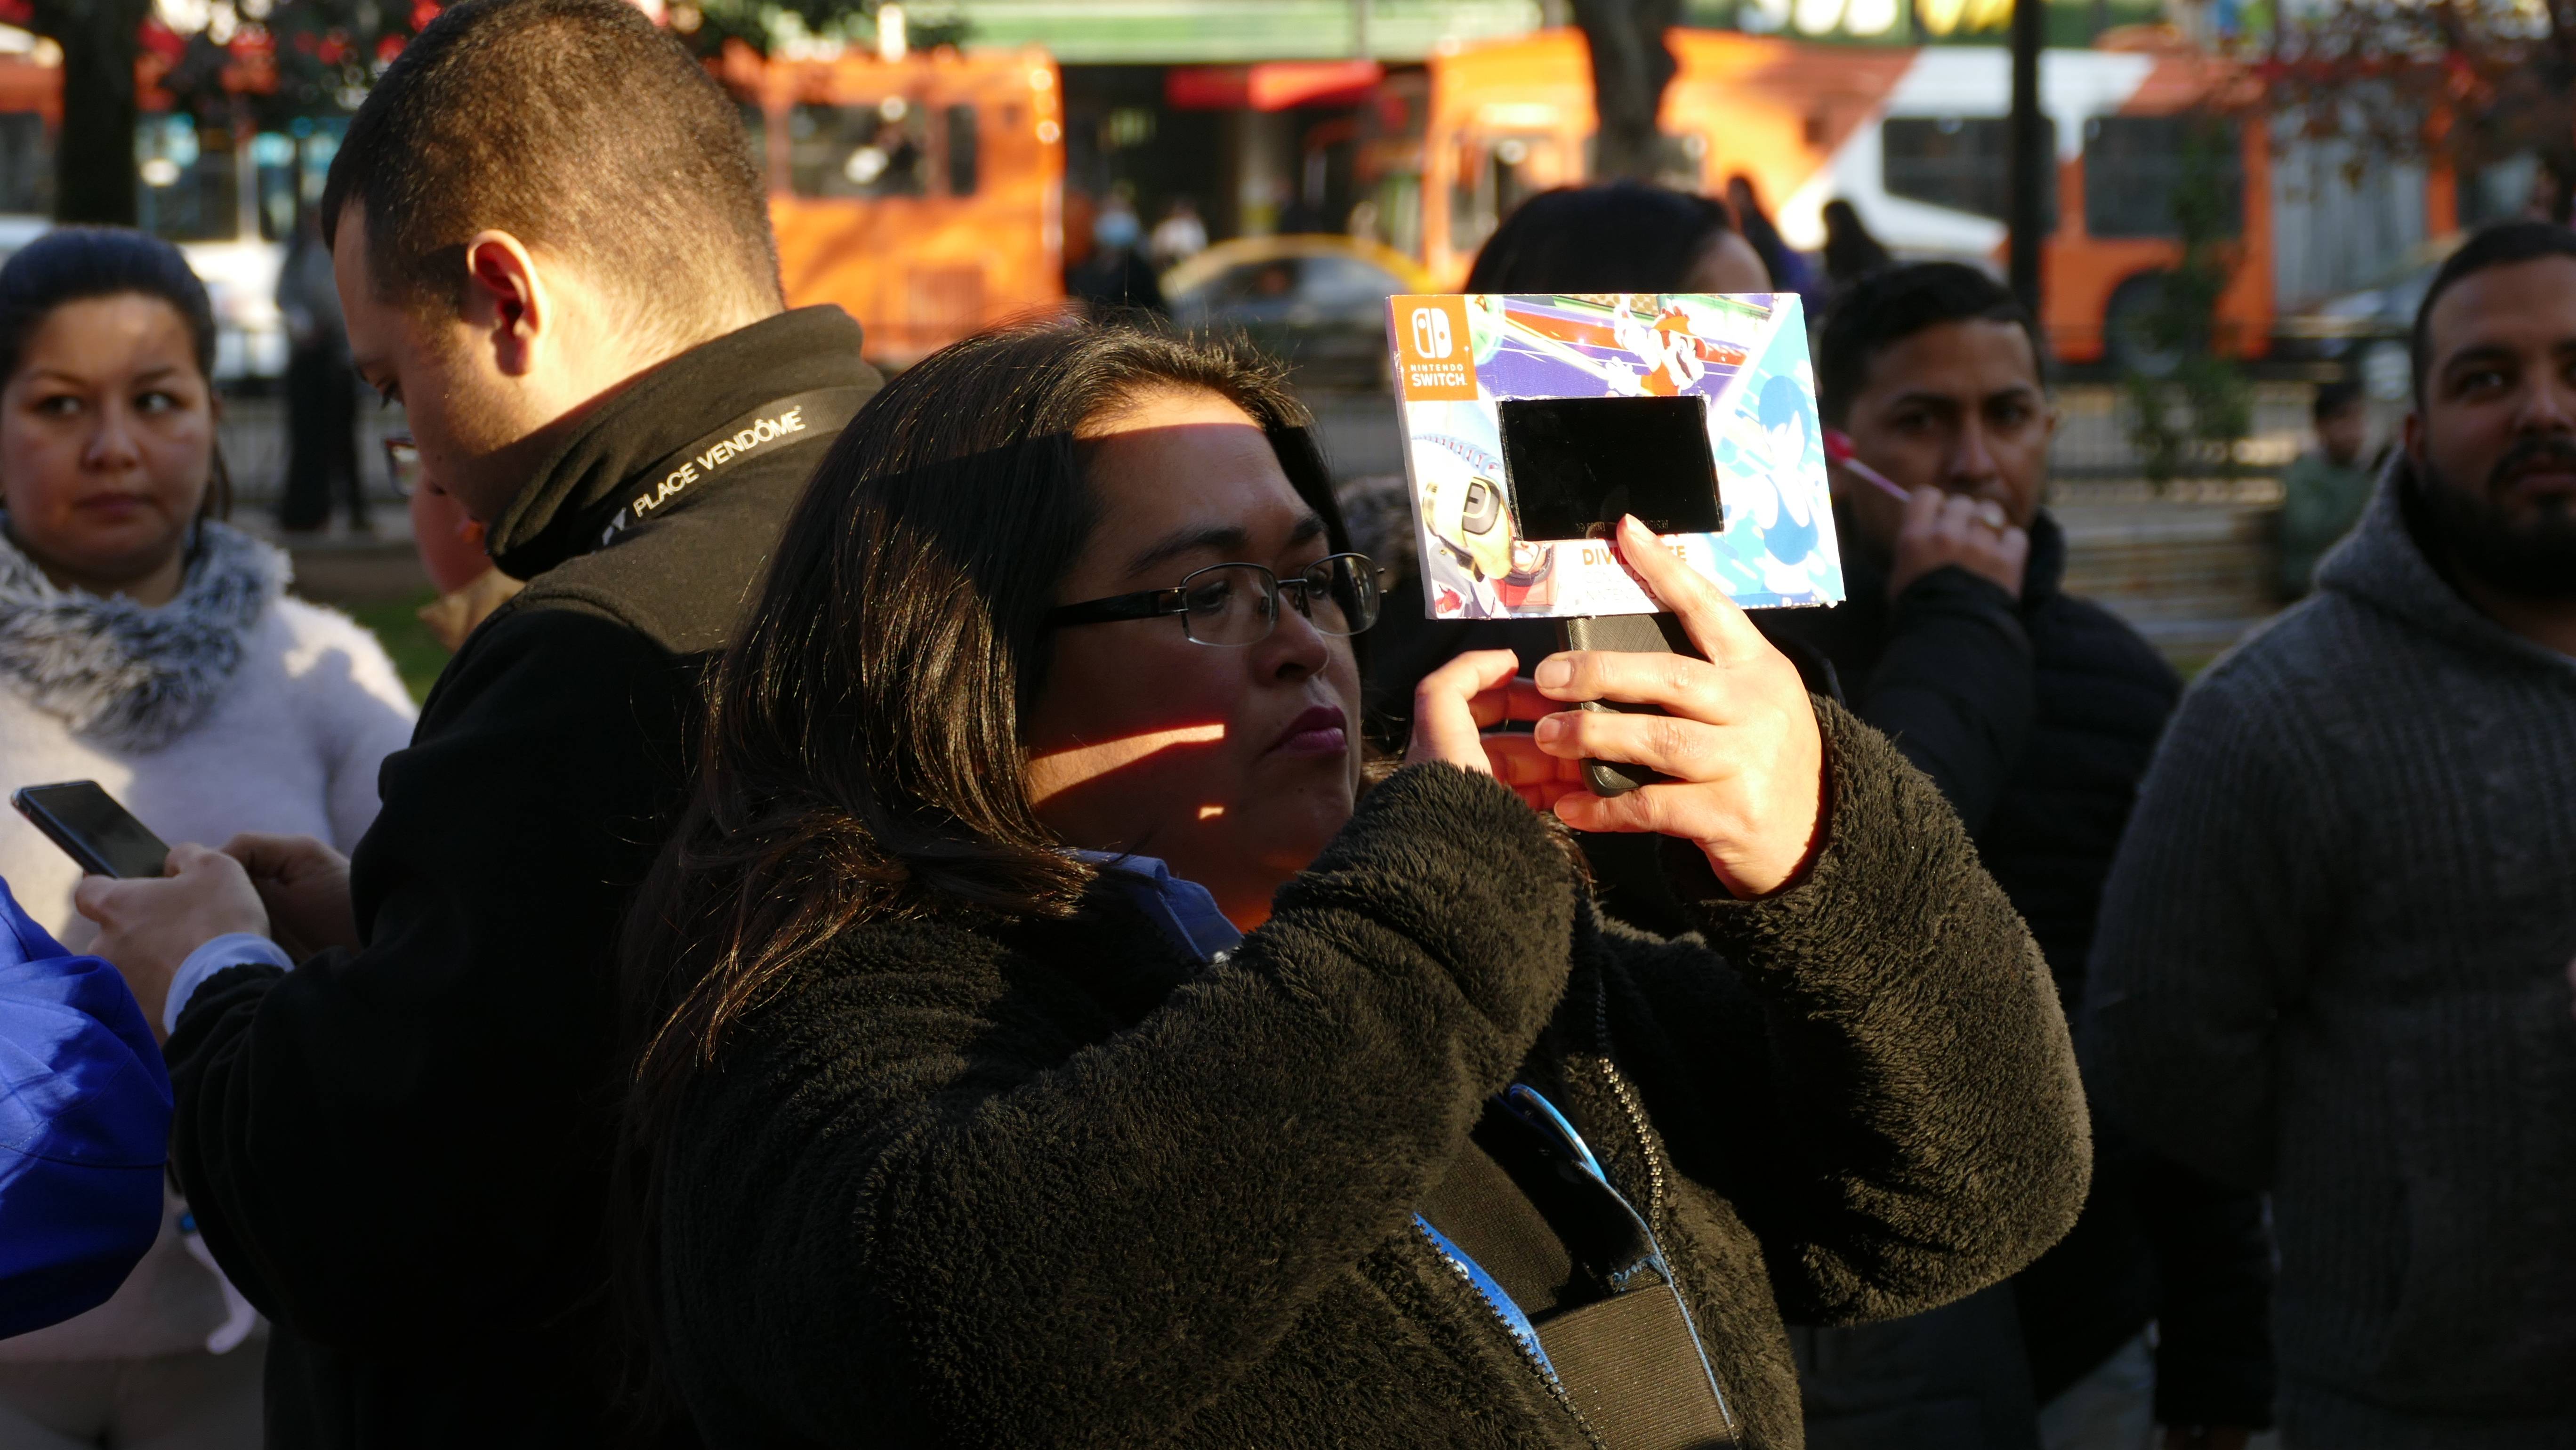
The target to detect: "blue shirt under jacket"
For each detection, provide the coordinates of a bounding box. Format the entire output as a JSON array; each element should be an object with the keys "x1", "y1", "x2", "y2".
[{"x1": 0, "y1": 874, "x2": 171, "y2": 1337}]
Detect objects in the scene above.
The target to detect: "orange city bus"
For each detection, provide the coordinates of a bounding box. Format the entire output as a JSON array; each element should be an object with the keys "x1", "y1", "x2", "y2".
[
  {"x1": 718, "y1": 41, "x2": 1066, "y2": 367},
  {"x1": 1352, "y1": 28, "x2": 2423, "y2": 366}
]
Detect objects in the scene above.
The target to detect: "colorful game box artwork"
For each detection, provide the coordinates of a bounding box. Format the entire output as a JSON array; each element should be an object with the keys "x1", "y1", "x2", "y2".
[{"x1": 1384, "y1": 292, "x2": 1844, "y2": 620}]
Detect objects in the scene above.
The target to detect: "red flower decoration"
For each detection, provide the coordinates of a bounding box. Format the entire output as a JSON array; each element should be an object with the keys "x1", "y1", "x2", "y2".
[
  {"x1": 411, "y1": 1, "x2": 443, "y2": 31},
  {"x1": 377, "y1": 33, "x2": 407, "y2": 62}
]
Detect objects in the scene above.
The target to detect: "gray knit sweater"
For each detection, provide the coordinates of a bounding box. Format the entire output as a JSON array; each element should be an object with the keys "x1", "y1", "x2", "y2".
[{"x1": 2087, "y1": 463, "x2": 2576, "y2": 1450}]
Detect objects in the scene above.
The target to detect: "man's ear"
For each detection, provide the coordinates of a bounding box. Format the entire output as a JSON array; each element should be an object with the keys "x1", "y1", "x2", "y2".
[
  {"x1": 2402, "y1": 407, "x2": 2423, "y2": 462},
  {"x1": 459, "y1": 230, "x2": 548, "y2": 378}
]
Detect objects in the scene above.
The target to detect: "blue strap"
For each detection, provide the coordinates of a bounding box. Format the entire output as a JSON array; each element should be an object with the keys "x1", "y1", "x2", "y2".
[
  {"x1": 1503, "y1": 1083, "x2": 1610, "y2": 1185},
  {"x1": 1414, "y1": 1213, "x2": 1556, "y2": 1379}
]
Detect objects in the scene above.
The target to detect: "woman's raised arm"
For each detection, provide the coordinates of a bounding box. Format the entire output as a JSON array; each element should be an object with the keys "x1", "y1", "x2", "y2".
[
  {"x1": 658, "y1": 760, "x2": 1583, "y2": 1447},
  {"x1": 1601, "y1": 701, "x2": 2091, "y2": 1326}
]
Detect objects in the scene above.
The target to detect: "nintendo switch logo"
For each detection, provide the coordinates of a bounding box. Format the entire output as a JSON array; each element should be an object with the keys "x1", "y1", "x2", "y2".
[
  {"x1": 1410, "y1": 306, "x2": 1453, "y2": 359},
  {"x1": 1391, "y1": 295, "x2": 1478, "y2": 401}
]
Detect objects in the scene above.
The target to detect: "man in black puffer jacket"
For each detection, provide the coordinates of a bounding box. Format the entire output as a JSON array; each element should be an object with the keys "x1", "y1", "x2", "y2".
[
  {"x1": 1757, "y1": 264, "x2": 2273, "y2": 1450},
  {"x1": 72, "y1": 5, "x2": 880, "y2": 1446}
]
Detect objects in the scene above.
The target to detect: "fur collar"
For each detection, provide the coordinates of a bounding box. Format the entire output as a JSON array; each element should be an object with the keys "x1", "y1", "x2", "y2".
[{"x1": 0, "y1": 518, "x2": 290, "y2": 752}]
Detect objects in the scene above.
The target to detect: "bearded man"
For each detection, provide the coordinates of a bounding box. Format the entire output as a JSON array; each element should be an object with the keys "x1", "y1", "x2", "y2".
[{"x1": 2089, "y1": 219, "x2": 2576, "y2": 1450}]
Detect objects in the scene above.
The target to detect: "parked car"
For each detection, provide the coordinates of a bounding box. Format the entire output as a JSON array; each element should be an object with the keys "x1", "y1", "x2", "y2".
[
  {"x1": 2275, "y1": 240, "x2": 2457, "y2": 401},
  {"x1": 1164, "y1": 235, "x2": 1430, "y2": 390}
]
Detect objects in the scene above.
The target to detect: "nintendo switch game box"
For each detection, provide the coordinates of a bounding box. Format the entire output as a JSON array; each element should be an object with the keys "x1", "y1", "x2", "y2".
[{"x1": 1382, "y1": 292, "x2": 1844, "y2": 620}]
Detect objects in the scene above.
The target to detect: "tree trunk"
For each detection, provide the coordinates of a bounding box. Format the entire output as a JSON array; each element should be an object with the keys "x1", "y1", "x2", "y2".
[
  {"x1": 1569, "y1": 0, "x2": 1682, "y2": 182},
  {"x1": 33, "y1": 0, "x2": 151, "y2": 226},
  {"x1": 2007, "y1": 0, "x2": 2047, "y2": 320}
]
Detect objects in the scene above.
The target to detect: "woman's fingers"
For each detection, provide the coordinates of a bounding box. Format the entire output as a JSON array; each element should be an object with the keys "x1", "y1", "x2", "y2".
[
  {"x1": 1610, "y1": 513, "x2": 1768, "y2": 666},
  {"x1": 1475, "y1": 677, "x2": 1560, "y2": 729},
  {"x1": 1533, "y1": 647, "x2": 1733, "y2": 723},
  {"x1": 1405, "y1": 649, "x2": 1524, "y2": 775},
  {"x1": 1481, "y1": 732, "x2": 1586, "y2": 787},
  {"x1": 1530, "y1": 706, "x2": 1739, "y2": 783},
  {"x1": 1554, "y1": 777, "x2": 1756, "y2": 842}
]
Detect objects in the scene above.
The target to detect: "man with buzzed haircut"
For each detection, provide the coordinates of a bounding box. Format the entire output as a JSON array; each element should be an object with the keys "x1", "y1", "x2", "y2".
[
  {"x1": 69, "y1": 2, "x2": 881, "y2": 1444},
  {"x1": 2093, "y1": 220, "x2": 2576, "y2": 1448}
]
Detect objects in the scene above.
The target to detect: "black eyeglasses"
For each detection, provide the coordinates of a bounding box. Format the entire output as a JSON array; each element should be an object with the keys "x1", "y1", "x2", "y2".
[{"x1": 1047, "y1": 552, "x2": 1381, "y2": 647}]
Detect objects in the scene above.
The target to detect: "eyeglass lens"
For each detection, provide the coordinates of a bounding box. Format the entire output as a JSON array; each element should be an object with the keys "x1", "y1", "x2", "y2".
[
  {"x1": 382, "y1": 434, "x2": 421, "y2": 499},
  {"x1": 1178, "y1": 556, "x2": 1379, "y2": 646}
]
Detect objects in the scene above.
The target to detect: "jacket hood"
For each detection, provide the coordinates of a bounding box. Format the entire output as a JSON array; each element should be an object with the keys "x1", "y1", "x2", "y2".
[
  {"x1": 489, "y1": 306, "x2": 872, "y2": 580},
  {"x1": 2313, "y1": 454, "x2": 2575, "y2": 674}
]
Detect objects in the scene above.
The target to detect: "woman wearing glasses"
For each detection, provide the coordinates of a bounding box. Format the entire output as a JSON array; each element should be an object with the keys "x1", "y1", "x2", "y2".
[{"x1": 617, "y1": 322, "x2": 2089, "y2": 1449}]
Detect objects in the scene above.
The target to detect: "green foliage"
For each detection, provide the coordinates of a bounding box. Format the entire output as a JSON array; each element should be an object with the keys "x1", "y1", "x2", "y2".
[
  {"x1": 2120, "y1": 116, "x2": 2254, "y2": 491},
  {"x1": 345, "y1": 589, "x2": 451, "y2": 705},
  {"x1": 671, "y1": 1, "x2": 971, "y2": 58}
]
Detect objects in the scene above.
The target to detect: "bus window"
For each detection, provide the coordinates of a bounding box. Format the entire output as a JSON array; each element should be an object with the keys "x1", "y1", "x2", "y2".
[
  {"x1": 137, "y1": 118, "x2": 238, "y2": 243},
  {"x1": 1448, "y1": 137, "x2": 1545, "y2": 258},
  {"x1": 788, "y1": 101, "x2": 929, "y2": 199},
  {"x1": 0, "y1": 113, "x2": 48, "y2": 215},
  {"x1": 253, "y1": 132, "x2": 297, "y2": 242},
  {"x1": 1881, "y1": 116, "x2": 2054, "y2": 225},
  {"x1": 946, "y1": 104, "x2": 979, "y2": 196},
  {"x1": 2083, "y1": 115, "x2": 2241, "y2": 239}
]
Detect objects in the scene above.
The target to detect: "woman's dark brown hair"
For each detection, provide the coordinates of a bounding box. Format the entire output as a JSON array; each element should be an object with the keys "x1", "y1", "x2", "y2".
[
  {"x1": 612, "y1": 316, "x2": 1346, "y2": 1418},
  {"x1": 1464, "y1": 181, "x2": 1739, "y2": 294}
]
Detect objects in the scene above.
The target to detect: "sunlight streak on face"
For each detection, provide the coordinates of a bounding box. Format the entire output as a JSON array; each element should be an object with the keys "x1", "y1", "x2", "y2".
[{"x1": 1024, "y1": 721, "x2": 1229, "y2": 807}]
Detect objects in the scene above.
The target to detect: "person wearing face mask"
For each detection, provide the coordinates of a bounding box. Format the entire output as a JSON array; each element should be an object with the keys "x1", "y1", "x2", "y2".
[
  {"x1": 0, "y1": 228, "x2": 415, "y2": 1448},
  {"x1": 1758, "y1": 262, "x2": 2274, "y2": 1450},
  {"x1": 2091, "y1": 220, "x2": 2576, "y2": 1450},
  {"x1": 613, "y1": 318, "x2": 2093, "y2": 1450},
  {"x1": 50, "y1": 3, "x2": 882, "y2": 1445}
]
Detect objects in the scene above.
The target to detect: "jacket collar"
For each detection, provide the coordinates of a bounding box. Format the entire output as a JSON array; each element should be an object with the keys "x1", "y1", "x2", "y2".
[
  {"x1": 487, "y1": 306, "x2": 872, "y2": 580},
  {"x1": 2315, "y1": 454, "x2": 2576, "y2": 674}
]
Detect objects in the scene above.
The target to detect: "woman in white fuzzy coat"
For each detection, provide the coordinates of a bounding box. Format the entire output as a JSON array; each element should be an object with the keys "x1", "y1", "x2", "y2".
[{"x1": 0, "y1": 229, "x2": 415, "y2": 1448}]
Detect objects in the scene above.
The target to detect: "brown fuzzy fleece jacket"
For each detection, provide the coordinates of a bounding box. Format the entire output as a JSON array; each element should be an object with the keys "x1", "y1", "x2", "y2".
[{"x1": 653, "y1": 701, "x2": 2091, "y2": 1449}]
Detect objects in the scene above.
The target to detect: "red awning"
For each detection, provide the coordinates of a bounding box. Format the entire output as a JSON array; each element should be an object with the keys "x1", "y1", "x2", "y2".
[{"x1": 1165, "y1": 60, "x2": 1385, "y2": 112}]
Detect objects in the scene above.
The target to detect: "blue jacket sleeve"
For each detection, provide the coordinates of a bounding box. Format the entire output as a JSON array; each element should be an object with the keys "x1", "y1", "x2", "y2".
[{"x1": 0, "y1": 874, "x2": 171, "y2": 1338}]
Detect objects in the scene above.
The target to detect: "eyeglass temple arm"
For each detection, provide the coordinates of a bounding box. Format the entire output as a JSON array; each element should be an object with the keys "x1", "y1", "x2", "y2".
[{"x1": 1045, "y1": 588, "x2": 1186, "y2": 628}]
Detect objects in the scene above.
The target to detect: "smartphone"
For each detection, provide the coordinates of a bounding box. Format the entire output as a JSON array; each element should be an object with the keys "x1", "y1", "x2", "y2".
[
  {"x1": 1557, "y1": 613, "x2": 1701, "y2": 798},
  {"x1": 11, "y1": 781, "x2": 171, "y2": 878}
]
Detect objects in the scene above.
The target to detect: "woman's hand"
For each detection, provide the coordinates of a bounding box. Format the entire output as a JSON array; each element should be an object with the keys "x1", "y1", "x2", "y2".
[
  {"x1": 1405, "y1": 648, "x2": 1590, "y2": 814},
  {"x1": 1530, "y1": 514, "x2": 1827, "y2": 899}
]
